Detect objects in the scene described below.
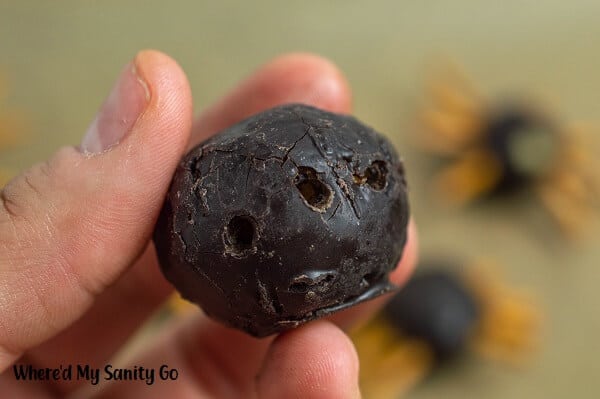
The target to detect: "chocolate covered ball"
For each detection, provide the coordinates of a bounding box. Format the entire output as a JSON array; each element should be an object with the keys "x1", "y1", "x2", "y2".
[{"x1": 154, "y1": 104, "x2": 409, "y2": 337}]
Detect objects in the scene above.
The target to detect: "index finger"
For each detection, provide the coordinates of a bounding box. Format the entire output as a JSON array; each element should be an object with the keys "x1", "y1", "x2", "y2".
[{"x1": 190, "y1": 52, "x2": 352, "y2": 146}]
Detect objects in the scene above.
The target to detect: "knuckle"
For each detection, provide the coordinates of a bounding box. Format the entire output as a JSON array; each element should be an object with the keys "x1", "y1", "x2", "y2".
[
  {"x1": 0, "y1": 146, "x2": 80, "y2": 261},
  {"x1": 0, "y1": 145, "x2": 80, "y2": 222},
  {"x1": 1, "y1": 167, "x2": 43, "y2": 221}
]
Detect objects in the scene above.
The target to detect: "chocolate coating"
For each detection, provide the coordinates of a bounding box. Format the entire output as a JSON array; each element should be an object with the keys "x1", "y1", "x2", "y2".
[{"x1": 154, "y1": 104, "x2": 409, "y2": 337}]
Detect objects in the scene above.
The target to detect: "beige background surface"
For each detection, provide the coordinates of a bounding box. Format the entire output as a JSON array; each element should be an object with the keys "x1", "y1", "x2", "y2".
[{"x1": 1, "y1": 1, "x2": 599, "y2": 397}]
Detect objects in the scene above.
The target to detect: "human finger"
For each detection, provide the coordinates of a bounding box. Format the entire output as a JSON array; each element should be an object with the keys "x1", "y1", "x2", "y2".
[{"x1": 0, "y1": 50, "x2": 192, "y2": 373}]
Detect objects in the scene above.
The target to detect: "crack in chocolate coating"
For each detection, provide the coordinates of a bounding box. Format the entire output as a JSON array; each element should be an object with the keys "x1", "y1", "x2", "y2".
[{"x1": 154, "y1": 104, "x2": 410, "y2": 337}]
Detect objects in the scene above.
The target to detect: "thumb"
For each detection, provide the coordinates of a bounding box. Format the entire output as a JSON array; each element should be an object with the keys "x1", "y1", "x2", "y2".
[{"x1": 0, "y1": 50, "x2": 192, "y2": 371}]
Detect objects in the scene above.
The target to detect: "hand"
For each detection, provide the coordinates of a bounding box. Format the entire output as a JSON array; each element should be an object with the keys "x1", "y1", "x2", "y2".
[{"x1": 0, "y1": 51, "x2": 417, "y2": 398}]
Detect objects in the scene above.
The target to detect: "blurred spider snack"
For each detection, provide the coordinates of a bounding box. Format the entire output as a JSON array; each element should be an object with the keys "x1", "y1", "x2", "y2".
[
  {"x1": 418, "y1": 64, "x2": 600, "y2": 236},
  {"x1": 352, "y1": 259, "x2": 541, "y2": 398}
]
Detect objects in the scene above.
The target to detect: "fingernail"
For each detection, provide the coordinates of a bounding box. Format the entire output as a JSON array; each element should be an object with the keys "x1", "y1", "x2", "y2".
[{"x1": 81, "y1": 57, "x2": 150, "y2": 154}]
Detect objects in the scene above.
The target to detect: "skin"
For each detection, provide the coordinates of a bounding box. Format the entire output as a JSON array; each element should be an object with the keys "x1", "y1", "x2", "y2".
[{"x1": 0, "y1": 51, "x2": 418, "y2": 398}]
